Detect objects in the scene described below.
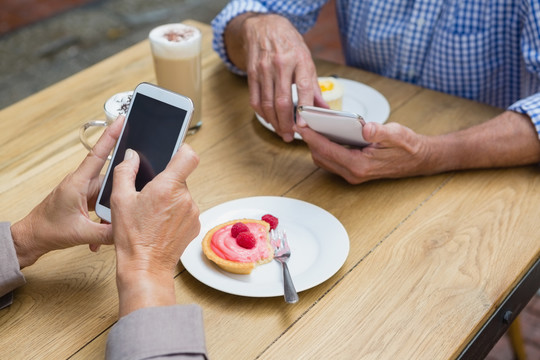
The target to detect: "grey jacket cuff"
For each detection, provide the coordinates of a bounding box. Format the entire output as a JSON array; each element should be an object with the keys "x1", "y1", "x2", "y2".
[
  {"x1": 106, "y1": 304, "x2": 207, "y2": 360},
  {"x1": 0, "y1": 222, "x2": 26, "y2": 309}
]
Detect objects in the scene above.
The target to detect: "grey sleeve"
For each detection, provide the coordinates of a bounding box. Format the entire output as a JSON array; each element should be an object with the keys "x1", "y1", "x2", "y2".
[
  {"x1": 0, "y1": 222, "x2": 26, "y2": 310},
  {"x1": 106, "y1": 304, "x2": 208, "y2": 360}
]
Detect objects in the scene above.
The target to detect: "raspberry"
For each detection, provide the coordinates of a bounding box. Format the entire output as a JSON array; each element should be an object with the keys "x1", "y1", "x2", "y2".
[
  {"x1": 231, "y1": 222, "x2": 249, "y2": 238},
  {"x1": 261, "y1": 214, "x2": 279, "y2": 230},
  {"x1": 236, "y1": 231, "x2": 256, "y2": 249}
]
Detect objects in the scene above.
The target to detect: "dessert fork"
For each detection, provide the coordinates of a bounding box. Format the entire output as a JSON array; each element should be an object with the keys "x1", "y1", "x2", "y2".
[{"x1": 271, "y1": 229, "x2": 299, "y2": 304}]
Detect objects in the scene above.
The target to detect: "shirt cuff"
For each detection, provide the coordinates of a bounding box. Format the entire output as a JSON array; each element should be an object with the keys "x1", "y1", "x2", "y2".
[
  {"x1": 211, "y1": 0, "x2": 269, "y2": 76},
  {"x1": 508, "y1": 93, "x2": 540, "y2": 140},
  {"x1": 0, "y1": 222, "x2": 26, "y2": 309},
  {"x1": 106, "y1": 304, "x2": 207, "y2": 360}
]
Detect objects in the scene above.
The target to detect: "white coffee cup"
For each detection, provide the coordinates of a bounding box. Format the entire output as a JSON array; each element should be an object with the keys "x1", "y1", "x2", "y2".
[{"x1": 79, "y1": 91, "x2": 133, "y2": 153}]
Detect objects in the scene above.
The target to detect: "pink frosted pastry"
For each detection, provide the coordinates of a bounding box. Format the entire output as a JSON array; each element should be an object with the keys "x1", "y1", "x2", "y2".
[{"x1": 202, "y1": 219, "x2": 273, "y2": 274}]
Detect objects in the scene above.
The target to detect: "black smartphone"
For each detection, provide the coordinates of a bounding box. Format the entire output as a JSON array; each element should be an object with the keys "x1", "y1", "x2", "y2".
[{"x1": 95, "y1": 82, "x2": 193, "y2": 222}]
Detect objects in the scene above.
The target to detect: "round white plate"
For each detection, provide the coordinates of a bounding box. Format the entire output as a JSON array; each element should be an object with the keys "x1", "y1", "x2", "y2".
[
  {"x1": 255, "y1": 78, "x2": 391, "y2": 140},
  {"x1": 181, "y1": 196, "x2": 349, "y2": 297}
]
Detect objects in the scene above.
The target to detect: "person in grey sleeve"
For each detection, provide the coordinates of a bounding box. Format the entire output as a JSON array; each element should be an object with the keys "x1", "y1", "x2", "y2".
[{"x1": 0, "y1": 116, "x2": 207, "y2": 360}]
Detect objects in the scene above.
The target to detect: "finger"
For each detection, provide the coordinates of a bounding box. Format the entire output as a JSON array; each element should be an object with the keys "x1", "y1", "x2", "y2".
[
  {"x1": 111, "y1": 148, "x2": 140, "y2": 199},
  {"x1": 87, "y1": 221, "x2": 114, "y2": 245},
  {"x1": 247, "y1": 66, "x2": 263, "y2": 117},
  {"x1": 313, "y1": 83, "x2": 328, "y2": 109},
  {"x1": 258, "y1": 56, "x2": 279, "y2": 135},
  {"x1": 85, "y1": 221, "x2": 113, "y2": 249},
  {"x1": 294, "y1": 59, "x2": 317, "y2": 109},
  {"x1": 299, "y1": 126, "x2": 353, "y2": 168},
  {"x1": 294, "y1": 71, "x2": 318, "y2": 131},
  {"x1": 89, "y1": 244, "x2": 101, "y2": 252},
  {"x1": 77, "y1": 115, "x2": 125, "y2": 179},
  {"x1": 246, "y1": 38, "x2": 267, "y2": 122},
  {"x1": 295, "y1": 111, "x2": 308, "y2": 128},
  {"x1": 305, "y1": 139, "x2": 359, "y2": 181},
  {"x1": 295, "y1": 120, "x2": 319, "y2": 137},
  {"x1": 274, "y1": 67, "x2": 295, "y2": 142},
  {"x1": 159, "y1": 144, "x2": 200, "y2": 184}
]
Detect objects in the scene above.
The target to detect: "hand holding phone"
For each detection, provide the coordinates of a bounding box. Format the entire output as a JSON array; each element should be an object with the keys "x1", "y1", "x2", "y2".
[
  {"x1": 298, "y1": 105, "x2": 369, "y2": 147},
  {"x1": 95, "y1": 82, "x2": 193, "y2": 222}
]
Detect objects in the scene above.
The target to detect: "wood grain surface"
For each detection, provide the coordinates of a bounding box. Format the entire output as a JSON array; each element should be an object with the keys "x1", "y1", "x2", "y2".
[{"x1": 1, "y1": 20, "x2": 539, "y2": 360}]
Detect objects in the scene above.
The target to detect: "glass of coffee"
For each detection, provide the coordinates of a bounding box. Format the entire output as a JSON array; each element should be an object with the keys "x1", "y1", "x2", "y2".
[{"x1": 149, "y1": 23, "x2": 202, "y2": 134}]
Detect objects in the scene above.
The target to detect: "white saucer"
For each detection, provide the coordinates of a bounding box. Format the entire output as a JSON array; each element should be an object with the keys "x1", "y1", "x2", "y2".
[
  {"x1": 180, "y1": 196, "x2": 349, "y2": 297},
  {"x1": 255, "y1": 78, "x2": 390, "y2": 140}
]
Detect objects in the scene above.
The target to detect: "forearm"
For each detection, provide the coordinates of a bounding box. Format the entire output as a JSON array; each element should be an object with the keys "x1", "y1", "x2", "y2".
[{"x1": 426, "y1": 111, "x2": 540, "y2": 173}]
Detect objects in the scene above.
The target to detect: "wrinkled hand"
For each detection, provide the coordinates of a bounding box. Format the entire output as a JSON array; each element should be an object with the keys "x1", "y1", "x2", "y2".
[
  {"x1": 237, "y1": 14, "x2": 325, "y2": 142},
  {"x1": 111, "y1": 145, "x2": 200, "y2": 316},
  {"x1": 11, "y1": 116, "x2": 125, "y2": 268},
  {"x1": 295, "y1": 121, "x2": 432, "y2": 184}
]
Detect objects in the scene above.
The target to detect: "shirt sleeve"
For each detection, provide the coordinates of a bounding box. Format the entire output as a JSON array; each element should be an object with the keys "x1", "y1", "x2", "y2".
[
  {"x1": 507, "y1": 0, "x2": 540, "y2": 140},
  {"x1": 508, "y1": 94, "x2": 540, "y2": 139},
  {"x1": 211, "y1": 0, "x2": 327, "y2": 75},
  {"x1": 0, "y1": 222, "x2": 26, "y2": 310},
  {"x1": 106, "y1": 304, "x2": 207, "y2": 360}
]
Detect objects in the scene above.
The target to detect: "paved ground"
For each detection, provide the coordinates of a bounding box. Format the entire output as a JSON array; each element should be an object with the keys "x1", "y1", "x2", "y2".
[{"x1": 0, "y1": 0, "x2": 229, "y2": 110}]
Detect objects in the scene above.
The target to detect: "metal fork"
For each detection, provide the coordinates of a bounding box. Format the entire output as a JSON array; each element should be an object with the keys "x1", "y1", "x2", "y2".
[{"x1": 271, "y1": 229, "x2": 299, "y2": 303}]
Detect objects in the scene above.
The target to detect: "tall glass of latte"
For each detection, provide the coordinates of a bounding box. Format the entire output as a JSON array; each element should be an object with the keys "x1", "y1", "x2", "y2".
[{"x1": 149, "y1": 23, "x2": 202, "y2": 133}]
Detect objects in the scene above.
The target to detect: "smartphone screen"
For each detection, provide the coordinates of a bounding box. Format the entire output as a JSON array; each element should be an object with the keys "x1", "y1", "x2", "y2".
[{"x1": 98, "y1": 92, "x2": 188, "y2": 210}]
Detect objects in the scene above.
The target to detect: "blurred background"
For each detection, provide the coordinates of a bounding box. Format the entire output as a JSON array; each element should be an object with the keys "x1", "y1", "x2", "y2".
[{"x1": 0, "y1": 0, "x2": 229, "y2": 109}]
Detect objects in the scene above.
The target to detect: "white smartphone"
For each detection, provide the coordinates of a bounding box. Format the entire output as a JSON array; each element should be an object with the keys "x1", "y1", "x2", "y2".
[
  {"x1": 95, "y1": 82, "x2": 193, "y2": 223},
  {"x1": 298, "y1": 105, "x2": 369, "y2": 147}
]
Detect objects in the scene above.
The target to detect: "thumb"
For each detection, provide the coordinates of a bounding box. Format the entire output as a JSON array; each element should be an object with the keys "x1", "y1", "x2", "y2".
[
  {"x1": 112, "y1": 149, "x2": 140, "y2": 198},
  {"x1": 161, "y1": 144, "x2": 199, "y2": 184},
  {"x1": 84, "y1": 221, "x2": 114, "y2": 248},
  {"x1": 363, "y1": 122, "x2": 385, "y2": 143}
]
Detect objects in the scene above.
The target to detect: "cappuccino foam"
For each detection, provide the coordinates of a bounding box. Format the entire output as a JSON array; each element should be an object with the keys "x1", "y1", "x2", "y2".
[
  {"x1": 149, "y1": 23, "x2": 201, "y2": 59},
  {"x1": 104, "y1": 91, "x2": 133, "y2": 122}
]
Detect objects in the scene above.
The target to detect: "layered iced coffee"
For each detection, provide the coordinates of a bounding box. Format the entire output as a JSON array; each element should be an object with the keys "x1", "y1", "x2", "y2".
[{"x1": 149, "y1": 23, "x2": 202, "y2": 132}]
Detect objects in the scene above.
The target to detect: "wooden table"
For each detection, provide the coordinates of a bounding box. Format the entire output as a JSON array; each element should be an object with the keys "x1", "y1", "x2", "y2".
[{"x1": 1, "y1": 20, "x2": 539, "y2": 359}]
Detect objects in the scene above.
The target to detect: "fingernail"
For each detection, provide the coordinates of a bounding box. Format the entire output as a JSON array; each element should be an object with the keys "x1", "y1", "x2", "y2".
[
  {"x1": 283, "y1": 134, "x2": 294, "y2": 142},
  {"x1": 124, "y1": 148, "x2": 134, "y2": 160}
]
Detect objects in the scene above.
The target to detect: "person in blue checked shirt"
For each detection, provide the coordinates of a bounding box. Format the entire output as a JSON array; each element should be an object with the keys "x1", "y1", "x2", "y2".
[{"x1": 212, "y1": 0, "x2": 540, "y2": 184}]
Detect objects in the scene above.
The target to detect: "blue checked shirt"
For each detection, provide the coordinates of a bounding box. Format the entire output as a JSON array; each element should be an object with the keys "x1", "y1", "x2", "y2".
[{"x1": 212, "y1": 0, "x2": 540, "y2": 139}]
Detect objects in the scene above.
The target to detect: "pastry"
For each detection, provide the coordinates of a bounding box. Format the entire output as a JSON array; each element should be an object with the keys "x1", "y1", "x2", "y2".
[
  {"x1": 318, "y1": 76, "x2": 344, "y2": 110},
  {"x1": 202, "y1": 219, "x2": 274, "y2": 274}
]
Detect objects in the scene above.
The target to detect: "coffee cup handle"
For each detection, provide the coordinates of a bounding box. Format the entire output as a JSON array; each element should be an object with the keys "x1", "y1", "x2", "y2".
[{"x1": 79, "y1": 120, "x2": 111, "y2": 158}]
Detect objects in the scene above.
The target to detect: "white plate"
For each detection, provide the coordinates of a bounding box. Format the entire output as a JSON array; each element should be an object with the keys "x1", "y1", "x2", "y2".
[
  {"x1": 255, "y1": 78, "x2": 391, "y2": 140},
  {"x1": 181, "y1": 196, "x2": 349, "y2": 297}
]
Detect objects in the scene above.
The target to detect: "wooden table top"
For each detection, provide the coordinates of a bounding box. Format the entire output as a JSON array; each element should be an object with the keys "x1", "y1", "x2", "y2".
[{"x1": 1, "y1": 20, "x2": 539, "y2": 359}]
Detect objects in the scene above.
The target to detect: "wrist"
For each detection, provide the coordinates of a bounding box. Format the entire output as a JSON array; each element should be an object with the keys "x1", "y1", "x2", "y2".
[
  {"x1": 116, "y1": 262, "x2": 176, "y2": 318},
  {"x1": 225, "y1": 12, "x2": 269, "y2": 70},
  {"x1": 11, "y1": 217, "x2": 43, "y2": 269}
]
